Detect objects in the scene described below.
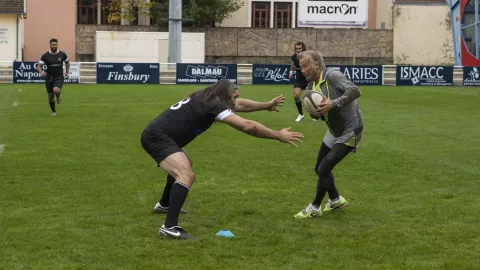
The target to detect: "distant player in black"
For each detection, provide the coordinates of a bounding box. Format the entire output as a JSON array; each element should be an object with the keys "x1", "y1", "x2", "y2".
[
  {"x1": 289, "y1": 41, "x2": 310, "y2": 122},
  {"x1": 37, "y1": 38, "x2": 70, "y2": 116},
  {"x1": 142, "y1": 80, "x2": 304, "y2": 239}
]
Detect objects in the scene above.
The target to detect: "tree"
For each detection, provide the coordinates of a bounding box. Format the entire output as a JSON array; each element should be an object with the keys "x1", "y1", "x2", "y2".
[
  {"x1": 187, "y1": 0, "x2": 244, "y2": 27},
  {"x1": 150, "y1": 0, "x2": 244, "y2": 27},
  {"x1": 105, "y1": 0, "x2": 153, "y2": 24},
  {"x1": 149, "y1": 0, "x2": 188, "y2": 27}
]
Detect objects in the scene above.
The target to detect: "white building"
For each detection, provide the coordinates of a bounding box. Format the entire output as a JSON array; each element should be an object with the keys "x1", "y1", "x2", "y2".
[{"x1": 0, "y1": 0, "x2": 25, "y2": 61}]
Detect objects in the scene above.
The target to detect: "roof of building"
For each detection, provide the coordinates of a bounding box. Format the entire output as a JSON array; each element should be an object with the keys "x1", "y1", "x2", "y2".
[
  {"x1": 0, "y1": 0, "x2": 25, "y2": 14},
  {"x1": 394, "y1": 0, "x2": 446, "y2": 3}
]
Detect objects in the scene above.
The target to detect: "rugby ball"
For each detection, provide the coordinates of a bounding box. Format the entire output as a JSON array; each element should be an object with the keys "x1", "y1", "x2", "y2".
[{"x1": 303, "y1": 90, "x2": 325, "y2": 120}]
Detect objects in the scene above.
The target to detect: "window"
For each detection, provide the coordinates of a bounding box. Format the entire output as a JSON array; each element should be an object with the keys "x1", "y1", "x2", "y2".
[
  {"x1": 100, "y1": 0, "x2": 120, "y2": 25},
  {"x1": 462, "y1": 0, "x2": 480, "y2": 56},
  {"x1": 132, "y1": 6, "x2": 139, "y2": 25},
  {"x1": 77, "y1": 0, "x2": 97, "y2": 24},
  {"x1": 150, "y1": 5, "x2": 157, "y2": 26},
  {"x1": 295, "y1": 2, "x2": 298, "y2": 27},
  {"x1": 252, "y1": 2, "x2": 270, "y2": 28},
  {"x1": 150, "y1": 0, "x2": 158, "y2": 26},
  {"x1": 274, "y1": 2, "x2": 292, "y2": 28}
]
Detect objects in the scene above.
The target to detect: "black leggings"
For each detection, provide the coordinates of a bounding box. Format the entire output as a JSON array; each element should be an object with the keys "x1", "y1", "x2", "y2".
[{"x1": 312, "y1": 142, "x2": 354, "y2": 206}]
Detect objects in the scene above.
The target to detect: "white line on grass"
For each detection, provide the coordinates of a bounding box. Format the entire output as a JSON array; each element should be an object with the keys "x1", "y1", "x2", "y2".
[
  {"x1": 12, "y1": 102, "x2": 19, "y2": 107},
  {"x1": 0, "y1": 144, "x2": 5, "y2": 156},
  {"x1": 17, "y1": 102, "x2": 164, "y2": 106}
]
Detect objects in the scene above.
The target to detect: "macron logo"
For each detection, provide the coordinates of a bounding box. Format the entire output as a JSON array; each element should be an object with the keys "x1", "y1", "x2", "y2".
[{"x1": 307, "y1": 0, "x2": 359, "y2": 15}]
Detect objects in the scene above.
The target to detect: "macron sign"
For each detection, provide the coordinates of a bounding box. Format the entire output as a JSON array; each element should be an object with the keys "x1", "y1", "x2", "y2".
[{"x1": 298, "y1": 0, "x2": 368, "y2": 27}]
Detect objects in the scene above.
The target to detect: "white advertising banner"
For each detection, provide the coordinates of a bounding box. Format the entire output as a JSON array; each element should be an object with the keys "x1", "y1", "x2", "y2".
[
  {"x1": 0, "y1": 27, "x2": 8, "y2": 44},
  {"x1": 298, "y1": 0, "x2": 368, "y2": 28},
  {"x1": 13, "y1": 62, "x2": 80, "y2": 83},
  {"x1": 65, "y1": 62, "x2": 80, "y2": 83}
]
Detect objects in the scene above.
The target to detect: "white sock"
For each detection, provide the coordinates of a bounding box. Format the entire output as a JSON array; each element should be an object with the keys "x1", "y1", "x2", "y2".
[{"x1": 330, "y1": 197, "x2": 341, "y2": 205}]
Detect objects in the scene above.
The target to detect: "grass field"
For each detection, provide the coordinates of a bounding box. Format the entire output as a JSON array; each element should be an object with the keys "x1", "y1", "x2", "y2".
[{"x1": 1, "y1": 83, "x2": 480, "y2": 269}]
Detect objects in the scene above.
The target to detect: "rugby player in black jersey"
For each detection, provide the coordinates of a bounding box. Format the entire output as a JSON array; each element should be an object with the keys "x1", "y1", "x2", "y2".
[
  {"x1": 289, "y1": 41, "x2": 310, "y2": 122},
  {"x1": 37, "y1": 38, "x2": 69, "y2": 116},
  {"x1": 142, "y1": 80, "x2": 304, "y2": 239}
]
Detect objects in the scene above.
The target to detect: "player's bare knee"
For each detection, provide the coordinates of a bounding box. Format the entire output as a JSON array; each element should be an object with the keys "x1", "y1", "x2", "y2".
[
  {"x1": 177, "y1": 170, "x2": 195, "y2": 186},
  {"x1": 53, "y1": 88, "x2": 61, "y2": 94},
  {"x1": 185, "y1": 170, "x2": 195, "y2": 183},
  {"x1": 186, "y1": 170, "x2": 195, "y2": 183},
  {"x1": 293, "y1": 90, "x2": 301, "y2": 100}
]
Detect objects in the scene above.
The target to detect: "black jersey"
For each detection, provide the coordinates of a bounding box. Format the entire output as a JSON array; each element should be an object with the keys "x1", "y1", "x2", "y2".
[
  {"x1": 145, "y1": 93, "x2": 234, "y2": 147},
  {"x1": 39, "y1": 51, "x2": 69, "y2": 77},
  {"x1": 291, "y1": 53, "x2": 307, "y2": 82}
]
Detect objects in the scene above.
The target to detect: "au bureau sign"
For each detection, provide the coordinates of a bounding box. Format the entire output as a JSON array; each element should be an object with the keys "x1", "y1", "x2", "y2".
[{"x1": 13, "y1": 61, "x2": 80, "y2": 83}]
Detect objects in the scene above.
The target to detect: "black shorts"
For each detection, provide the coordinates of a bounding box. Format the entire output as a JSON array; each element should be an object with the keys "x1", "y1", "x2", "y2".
[
  {"x1": 45, "y1": 76, "x2": 64, "y2": 93},
  {"x1": 141, "y1": 129, "x2": 182, "y2": 165},
  {"x1": 293, "y1": 80, "x2": 309, "y2": 90}
]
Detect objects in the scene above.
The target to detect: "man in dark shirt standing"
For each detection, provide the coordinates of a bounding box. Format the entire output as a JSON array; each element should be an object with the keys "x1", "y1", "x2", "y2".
[
  {"x1": 289, "y1": 42, "x2": 311, "y2": 122},
  {"x1": 37, "y1": 38, "x2": 70, "y2": 116},
  {"x1": 141, "y1": 80, "x2": 304, "y2": 239}
]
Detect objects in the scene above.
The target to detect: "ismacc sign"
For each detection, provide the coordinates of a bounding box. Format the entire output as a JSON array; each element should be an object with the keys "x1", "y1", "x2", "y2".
[
  {"x1": 298, "y1": 0, "x2": 368, "y2": 27},
  {"x1": 396, "y1": 66, "x2": 453, "y2": 86}
]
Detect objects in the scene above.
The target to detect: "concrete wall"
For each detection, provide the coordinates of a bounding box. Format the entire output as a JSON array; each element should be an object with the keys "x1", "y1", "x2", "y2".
[
  {"x1": 0, "y1": 15, "x2": 22, "y2": 62},
  {"x1": 393, "y1": 4, "x2": 454, "y2": 65},
  {"x1": 95, "y1": 31, "x2": 205, "y2": 63},
  {"x1": 220, "y1": 0, "x2": 249, "y2": 27},
  {"x1": 377, "y1": 0, "x2": 393, "y2": 29},
  {"x1": 23, "y1": 0, "x2": 76, "y2": 62},
  {"x1": 76, "y1": 25, "x2": 393, "y2": 64}
]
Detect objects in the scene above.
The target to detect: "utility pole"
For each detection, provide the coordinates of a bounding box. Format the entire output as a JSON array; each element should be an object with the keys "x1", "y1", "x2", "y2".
[{"x1": 168, "y1": 0, "x2": 182, "y2": 65}]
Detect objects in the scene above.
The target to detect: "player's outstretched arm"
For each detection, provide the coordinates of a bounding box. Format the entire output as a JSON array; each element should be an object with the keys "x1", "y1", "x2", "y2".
[
  {"x1": 222, "y1": 114, "x2": 303, "y2": 147},
  {"x1": 234, "y1": 95, "x2": 286, "y2": 112}
]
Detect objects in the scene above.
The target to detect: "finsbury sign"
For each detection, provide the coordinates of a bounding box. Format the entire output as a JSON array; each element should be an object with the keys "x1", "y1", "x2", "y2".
[{"x1": 96, "y1": 63, "x2": 159, "y2": 84}]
